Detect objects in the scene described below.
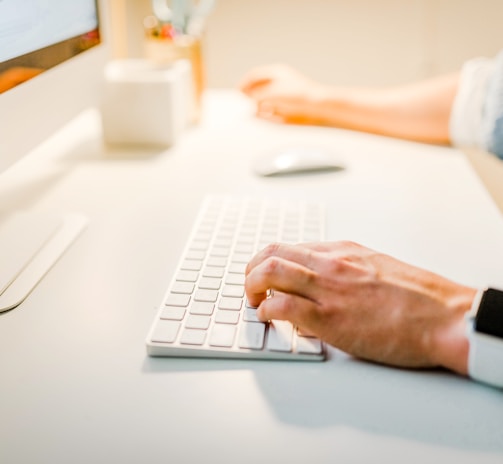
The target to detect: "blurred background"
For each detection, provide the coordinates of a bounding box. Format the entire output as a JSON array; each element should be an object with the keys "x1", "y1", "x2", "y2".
[
  {"x1": 108, "y1": 0, "x2": 503, "y2": 88},
  {"x1": 107, "y1": 0, "x2": 503, "y2": 210}
]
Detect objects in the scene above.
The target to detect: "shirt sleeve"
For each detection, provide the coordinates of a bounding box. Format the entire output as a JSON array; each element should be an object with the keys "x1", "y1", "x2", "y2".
[
  {"x1": 449, "y1": 56, "x2": 494, "y2": 150},
  {"x1": 482, "y1": 51, "x2": 503, "y2": 159},
  {"x1": 449, "y1": 50, "x2": 503, "y2": 159}
]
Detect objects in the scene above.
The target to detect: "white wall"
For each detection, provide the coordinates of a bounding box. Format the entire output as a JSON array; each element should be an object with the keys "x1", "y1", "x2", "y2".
[
  {"x1": 204, "y1": 0, "x2": 502, "y2": 87},
  {"x1": 111, "y1": 0, "x2": 503, "y2": 87}
]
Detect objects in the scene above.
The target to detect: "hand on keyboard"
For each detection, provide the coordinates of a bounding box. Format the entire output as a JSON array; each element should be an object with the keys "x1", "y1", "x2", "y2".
[
  {"x1": 245, "y1": 240, "x2": 476, "y2": 375},
  {"x1": 146, "y1": 195, "x2": 326, "y2": 360}
]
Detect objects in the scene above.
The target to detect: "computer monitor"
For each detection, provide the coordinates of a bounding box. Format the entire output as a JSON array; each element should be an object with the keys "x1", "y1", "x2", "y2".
[
  {"x1": 0, "y1": 0, "x2": 107, "y2": 172},
  {"x1": 0, "y1": 0, "x2": 108, "y2": 312}
]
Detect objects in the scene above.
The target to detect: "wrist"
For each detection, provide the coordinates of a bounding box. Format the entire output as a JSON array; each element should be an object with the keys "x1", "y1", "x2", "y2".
[
  {"x1": 310, "y1": 85, "x2": 391, "y2": 134},
  {"x1": 430, "y1": 285, "x2": 476, "y2": 376}
]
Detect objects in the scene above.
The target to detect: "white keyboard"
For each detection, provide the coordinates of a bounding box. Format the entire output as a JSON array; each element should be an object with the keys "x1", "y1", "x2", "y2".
[{"x1": 146, "y1": 195, "x2": 326, "y2": 361}]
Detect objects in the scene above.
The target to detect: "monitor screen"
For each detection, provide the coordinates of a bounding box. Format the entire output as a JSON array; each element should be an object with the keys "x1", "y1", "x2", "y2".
[
  {"x1": 0, "y1": 0, "x2": 107, "y2": 173},
  {"x1": 0, "y1": 0, "x2": 100, "y2": 93}
]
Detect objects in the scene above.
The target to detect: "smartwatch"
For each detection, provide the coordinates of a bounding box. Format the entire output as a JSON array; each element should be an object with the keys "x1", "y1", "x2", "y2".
[{"x1": 466, "y1": 287, "x2": 503, "y2": 388}]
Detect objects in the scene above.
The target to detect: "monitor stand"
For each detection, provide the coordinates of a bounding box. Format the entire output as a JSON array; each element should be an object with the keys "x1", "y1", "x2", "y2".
[{"x1": 0, "y1": 212, "x2": 88, "y2": 312}]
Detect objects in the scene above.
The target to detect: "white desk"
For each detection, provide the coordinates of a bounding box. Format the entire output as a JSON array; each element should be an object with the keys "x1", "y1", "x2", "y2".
[{"x1": 1, "y1": 90, "x2": 502, "y2": 464}]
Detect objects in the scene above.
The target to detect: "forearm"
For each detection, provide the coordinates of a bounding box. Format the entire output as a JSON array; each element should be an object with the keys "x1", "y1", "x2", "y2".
[{"x1": 309, "y1": 73, "x2": 460, "y2": 145}]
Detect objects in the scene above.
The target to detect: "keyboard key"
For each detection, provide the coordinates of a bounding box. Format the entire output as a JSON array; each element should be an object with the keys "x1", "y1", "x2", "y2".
[
  {"x1": 209, "y1": 324, "x2": 236, "y2": 347},
  {"x1": 259, "y1": 233, "x2": 277, "y2": 243},
  {"x1": 165, "y1": 293, "x2": 190, "y2": 307},
  {"x1": 266, "y1": 320, "x2": 294, "y2": 352},
  {"x1": 180, "y1": 328, "x2": 206, "y2": 346},
  {"x1": 202, "y1": 267, "x2": 225, "y2": 278},
  {"x1": 235, "y1": 236, "x2": 254, "y2": 244},
  {"x1": 215, "y1": 231, "x2": 233, "y2": 240},
  {"x1": 221, "y1": 285, "x2": 244, "y2": 298},
  {"x1": 225, "y1": 273, "x2": 245, "y2": 285},
  {"x1": 185, "y1": 250, "x2": 205, "y2": 260},
  {"x1": 207, "y1": 257, "x2": 227, "y2": 267},
  {"x1": 234, "y1": 243, "x2": 254, "y2": 253},
  {"x1": 218, "y1": 297, "x2": 242, "y2": 311},
  {"x1": 228, "y1": 262, "x2": 246, "y2": 274},
  {"x1": 185, "y1": 315, "x2": 211, "y2": 330},
  {"x1": 194, "y1": 289, "x2": 218, "y2": 302},
  {"x1": 239, "y1": 322, "x2": 266, "y2": 350},
  {"x1": 198, "y1": 277, "x2": 221, "y2": 290},
  {"x1": 214, "y1": 238, "x2": 233, "y2": 247},
  {"x1": 231, "y1": 253, "x2": 251, "y2": 263},
  {"x1": 171, "y1": 282, "x2": 195, "y2": 294},
  {"x1": 181, "y1": 259, "x2": 202, "y2": 271},
  {"x1": 160, "y1": 306, "x2": 186, "y2": 320},
  {"x1": 215, "y1": 310, "x2": 240, "y2": 324},
  {"x1": 210, "y1": 247, "x2": 230, "y2": 257},
  {"x1": 190, "y1": 301, "x2": 214, "y2": 315},
  {"x1": 243, "y1": 308, "x2": 260, "y2": 322},
  {"x1": 151, "y1": 320, "x2": 180, "y2": 343},
  {"x1": 296, "y1": 336, "x2": 323, "y2": 354},
  {"x1": 176, "y1": 270, "x2": 199, "y2": 282}
]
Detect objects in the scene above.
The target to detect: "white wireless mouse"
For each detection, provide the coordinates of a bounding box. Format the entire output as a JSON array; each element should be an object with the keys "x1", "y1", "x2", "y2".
[{"x1": 253, "y1": 147, "x2": 344, "y2": 177}]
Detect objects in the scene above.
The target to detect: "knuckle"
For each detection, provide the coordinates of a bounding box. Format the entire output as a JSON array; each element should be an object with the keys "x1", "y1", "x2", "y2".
[
  {"x1": 263, "y1": 256, "x2": 281, "y2": 276},
  {"x1": 303, "y1": 267, "x2": 318, "y2": 286},
  {"x1": 335, "y1": 240, "x2": 359, "y2": 251},
  {"x1": 325, "y1": 256, "x2": 344, "y2": 274},
  {"x1": 262, "y1": 242, "x2": 281, "y2": 257}
]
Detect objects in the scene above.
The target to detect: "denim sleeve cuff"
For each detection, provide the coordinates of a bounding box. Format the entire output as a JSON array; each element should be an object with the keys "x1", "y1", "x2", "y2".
[
  {"x1": 449, "y1": 56, "x2": 494, "y2": 149},
  {"x1": 481, "y1": 51, "x2": 503, "y2": 159}
]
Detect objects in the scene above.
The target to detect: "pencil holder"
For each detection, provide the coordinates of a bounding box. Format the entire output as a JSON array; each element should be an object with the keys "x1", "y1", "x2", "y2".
[{"x1": 100, "y1": 59, "x2": 191, "y2": 147}]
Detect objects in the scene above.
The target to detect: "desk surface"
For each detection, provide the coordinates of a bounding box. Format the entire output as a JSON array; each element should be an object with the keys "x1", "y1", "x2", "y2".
[{"x1": 1, "y1": 90, "x2": 502, "y2": 464}]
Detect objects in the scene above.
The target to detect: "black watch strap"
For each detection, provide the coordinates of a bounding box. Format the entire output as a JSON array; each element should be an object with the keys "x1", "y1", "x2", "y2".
[{"x1": 475, "y1": 288, "x2": 503, "y2": 339}]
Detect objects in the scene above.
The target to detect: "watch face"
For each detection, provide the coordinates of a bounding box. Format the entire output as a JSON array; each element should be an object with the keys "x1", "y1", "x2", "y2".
[{"x1": 476, "y1": 288, "x2": 503, "y2": 338}]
